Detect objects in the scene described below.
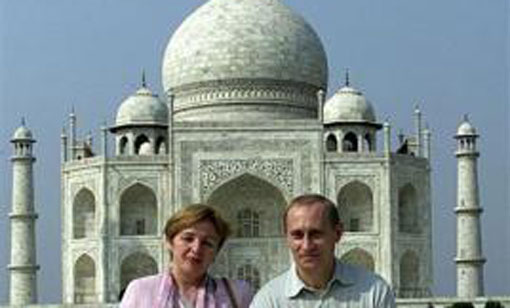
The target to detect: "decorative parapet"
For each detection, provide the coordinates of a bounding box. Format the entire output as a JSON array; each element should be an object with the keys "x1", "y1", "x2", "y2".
[{"x1": 199, "y1": 158, "x2": 294, "y2": 198}]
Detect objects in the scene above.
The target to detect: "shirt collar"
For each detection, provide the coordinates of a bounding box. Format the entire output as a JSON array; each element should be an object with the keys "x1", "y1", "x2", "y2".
[
  {"x1": 285, "y1": 259, "x2": 356, "y2": 298},
  {"x1": 285, "y1": 262, "x2": 307, "y2": 298}
]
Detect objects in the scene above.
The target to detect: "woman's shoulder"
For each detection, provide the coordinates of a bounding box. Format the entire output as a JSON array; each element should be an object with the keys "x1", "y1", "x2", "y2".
[
  {"x1": 128, "y1": 273, "x2": 164, "y2": 290},
  {"x1": 120, "y1": 273, "x2": 165, "y2": 307}
]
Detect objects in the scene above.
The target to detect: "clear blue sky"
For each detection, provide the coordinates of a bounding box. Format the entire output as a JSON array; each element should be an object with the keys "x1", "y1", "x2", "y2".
[{"x1": 0, "y1": 0, "x2": 508, "y2": 303}]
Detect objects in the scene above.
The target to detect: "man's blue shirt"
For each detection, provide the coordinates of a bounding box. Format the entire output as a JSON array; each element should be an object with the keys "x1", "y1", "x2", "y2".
[{"x1": 250, "y1": 259, "x2": 396, "y2": 308}]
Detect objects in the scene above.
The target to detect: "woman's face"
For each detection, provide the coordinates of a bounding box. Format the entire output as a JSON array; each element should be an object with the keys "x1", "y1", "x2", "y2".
[{"x1": 168, "y1": 220, "x2": 220, "y2": 281}]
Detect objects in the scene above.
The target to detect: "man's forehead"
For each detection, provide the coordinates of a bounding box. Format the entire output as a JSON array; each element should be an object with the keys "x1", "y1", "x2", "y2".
[
  {"x1": 287, "y1": 203, "x2": 328, "y2": 223},
  {"x1": 288, "y1": 202, "x2": 326, "y2": 216},
  {"x1": 286, "y1": 202, "x2": 339, "y2": 230}
]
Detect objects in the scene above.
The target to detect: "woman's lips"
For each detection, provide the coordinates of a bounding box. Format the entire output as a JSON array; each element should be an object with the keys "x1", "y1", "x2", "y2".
[{"x1": 188, "y1": 256, "x2": 203, "y2": 264}]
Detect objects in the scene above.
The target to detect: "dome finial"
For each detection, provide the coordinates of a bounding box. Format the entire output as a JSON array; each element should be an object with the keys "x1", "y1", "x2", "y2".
[
  {"x1": 345, "y1": 69, "x2": 350, "y2": 87},
  {"x1": 21, "y1": 117, "x2": 26, "y2": 126},
  {"x1": 142, "y1": 70, "x2": 147, "y2": 88},
  {"x1": 463, "y1": 113, "x2": 469, "y2": 122}
]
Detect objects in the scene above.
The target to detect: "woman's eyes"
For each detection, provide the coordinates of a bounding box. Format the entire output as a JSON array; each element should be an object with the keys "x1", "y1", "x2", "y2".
[
  {"x1": 180, "y1": 235, "x2": 216, "y2": 248},
  {"x1": 203, "y1": 240, "x2": 216, "y2": 248},
  {"x1": 181, "y1": 235, "x2": 194, "y2": 242}
]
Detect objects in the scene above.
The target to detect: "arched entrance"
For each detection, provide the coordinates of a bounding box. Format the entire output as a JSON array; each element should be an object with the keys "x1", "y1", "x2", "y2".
[
  {"x1": 337, "y1": 181, "x2": 374, "y2": 232},
  {"x1": 208, "y1": 173, "x2": 286, "y2": 237}
]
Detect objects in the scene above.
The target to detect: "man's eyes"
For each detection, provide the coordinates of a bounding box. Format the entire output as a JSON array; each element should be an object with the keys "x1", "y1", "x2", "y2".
[
  {"x1": 310, "y1": 231, "x2": 323, "y2": 238},
  {"x1": 290, "y1": 231, "x2": 304, "y2": 239},
  {"x1": 289, "y1": 230, "x2": 323, "y2": 239}
]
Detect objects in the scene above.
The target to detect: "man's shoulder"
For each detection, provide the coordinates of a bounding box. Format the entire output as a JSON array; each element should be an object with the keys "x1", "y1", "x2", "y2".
[
  {"x1": 250, "y1": 269, "x2": 290, "y2": 307},
  {"x1": 341, "y1": 262, "x2": 392, "y2": 289},
  {"x1": 257, "y1": 269, "x2": 289, "y2": 294},
  {"x1": 338, "y1": 262, "x2": 396, "y2": 307}
]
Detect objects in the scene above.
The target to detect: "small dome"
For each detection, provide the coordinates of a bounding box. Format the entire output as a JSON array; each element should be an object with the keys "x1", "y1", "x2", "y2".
[
  {"x1": 115, "y1": 87, "x2": 168, "y2": 127},
  {"x1": 457, "y1": 119, "x2": 477, "y2": 136},
  {"x1": 12, "y1": 125, "x2": 33, "y2": 140},
  {"x1": 323, "y1": 86, "x2": 376, "y2": 124}
]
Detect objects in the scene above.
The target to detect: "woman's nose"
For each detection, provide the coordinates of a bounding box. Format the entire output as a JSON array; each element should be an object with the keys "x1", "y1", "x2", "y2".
[{"x1": 190, "y1": 239, "x2": 201, "y2": 252}]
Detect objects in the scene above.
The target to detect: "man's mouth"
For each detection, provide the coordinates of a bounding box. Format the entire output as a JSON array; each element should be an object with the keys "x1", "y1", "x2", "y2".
[{"x1": 300, "y1": 254, "x2": 320, "y2": 260}]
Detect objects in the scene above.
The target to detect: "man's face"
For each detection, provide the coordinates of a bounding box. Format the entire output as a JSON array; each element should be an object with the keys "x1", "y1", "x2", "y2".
[{"x1": 285, "y1": 203, "x2": 342, "y2": 276}]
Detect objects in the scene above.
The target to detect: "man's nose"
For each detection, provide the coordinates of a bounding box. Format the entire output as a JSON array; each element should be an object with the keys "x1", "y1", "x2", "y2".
[{"x1": 302, "y1": 234, "x2": 313, "y2": 249}]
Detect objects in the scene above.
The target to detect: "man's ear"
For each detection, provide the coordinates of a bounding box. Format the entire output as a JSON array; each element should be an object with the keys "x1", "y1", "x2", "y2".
[{"x1": 334, "y1": 222, "x2": 343, "y2": 243}]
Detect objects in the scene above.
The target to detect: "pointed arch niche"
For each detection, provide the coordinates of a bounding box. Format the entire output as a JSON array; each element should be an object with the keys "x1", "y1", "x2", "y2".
[
  {"x1": 207, "y1": 173, "x2": 286, "y2": 237},
  {"x1": 337, "y1": 181, "x2": 373, "y2": 232},
  {"x1": 340, "y1": 248, "x2": 375, "y2": 271},
  {"x1": 155, "y1": 136, "x2": 166, "y2": 155},
  {"x1": 119, "y1": 183, "x2": 157, "y2": 236},
  {"x1": 134, "y1": 134, "x2": 150, "y2": 155},
  {"x1": 119, "y1": 136, "x2": 129, "y2": 155},
  {"x1": 74, "y1": 254, "x2": 96, "y2": 304},
  {"x1": 398, "y1": 184, "x2": 420, "y2": 233},
  {"x1": 364, "y1": 133, "x2": 373, "y2": 152},
  {"x1": 399, "y1": 250, "x2": 420, "y2": 298},
  {"x1": 342, "y1": 131, "x2": 358, "y2": 152},
  {"x1": 120, "y1": 252, "x2": 158, "y2": 295},
  {"x1": 326, "y1": 134, "x2": 338, "y2": 152},
  {"x1": 73, "y1": 188, "x2": 96, "y2": 239}
]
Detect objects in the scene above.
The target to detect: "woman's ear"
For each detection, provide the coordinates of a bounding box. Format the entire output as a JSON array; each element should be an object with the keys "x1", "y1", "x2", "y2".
[{"x1": 164, "y1": 236, "x2": 173, "y2": 251}]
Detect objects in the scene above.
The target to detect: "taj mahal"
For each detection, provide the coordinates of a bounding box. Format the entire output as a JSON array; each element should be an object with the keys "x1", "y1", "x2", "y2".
[{"x1": 3, "y1": 0, "x2": 508, "y2": 307}]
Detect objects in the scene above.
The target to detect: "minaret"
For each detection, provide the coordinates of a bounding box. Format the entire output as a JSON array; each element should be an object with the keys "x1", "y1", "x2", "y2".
[
  {"x1": 61, "y1": 126, "x2": 68, "y2": 163},
  {"x1": 454, "y1": 115, "x2": 485, "y2": 297},
  {"x1": 423, "y1": 124, "x2": 431, "y2": 160},
  {"x1": 317, "y1": 89, "x2": 325, "y2": 122},
  {"x1": 69, "y1": 109, "x2": 76, "y2": 160},
  {"x1": 8, "y1": 120, "x2": 40, "y2": 305},
  {"x1": 414, "y1": 105, "x2": 422, "y2": 157}
]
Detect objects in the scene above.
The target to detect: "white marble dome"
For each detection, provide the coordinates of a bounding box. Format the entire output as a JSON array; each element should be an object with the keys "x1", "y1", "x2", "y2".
[
  {"x1": 457, "y1": 119, "x2": 477, "y2": 136},
  {"x1": 12, "y1": 125, "x2": 33, "y2": 140},
  {"x1": 323, "y1": 86, "x2": 376, "y2": 124},
  {"x1": 115, "y1": 87, "x2": 168, "y2": 127},
  {"x1": 161, "y1": 0, "x2": 328, "y2": 121}
]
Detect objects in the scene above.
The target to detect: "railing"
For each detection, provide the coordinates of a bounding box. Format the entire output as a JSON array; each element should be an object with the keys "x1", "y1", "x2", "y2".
[{"x1": 397, "y1": 287, "x2": 432, "y2": 298}]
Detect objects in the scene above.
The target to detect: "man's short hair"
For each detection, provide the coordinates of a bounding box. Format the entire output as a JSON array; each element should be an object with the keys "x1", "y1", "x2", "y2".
[{"x1": 282, "y1": 194, "x2": 340, "y2": 233}]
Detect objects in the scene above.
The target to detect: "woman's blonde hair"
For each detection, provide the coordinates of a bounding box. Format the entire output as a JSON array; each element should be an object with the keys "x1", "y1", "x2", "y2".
[{"x1": 164, "y1": 204, "x2": 231, "y2": 250}]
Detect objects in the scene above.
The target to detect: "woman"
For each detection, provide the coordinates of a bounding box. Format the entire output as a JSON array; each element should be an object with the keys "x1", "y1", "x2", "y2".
[{"x1": 121, "y1": 204, "x2": 253, "y2": 307}]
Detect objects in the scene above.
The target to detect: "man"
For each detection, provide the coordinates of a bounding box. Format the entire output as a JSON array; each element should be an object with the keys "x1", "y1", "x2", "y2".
[{"x1": 250, "y1": 194, "x2": 396, "y2": 308}]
